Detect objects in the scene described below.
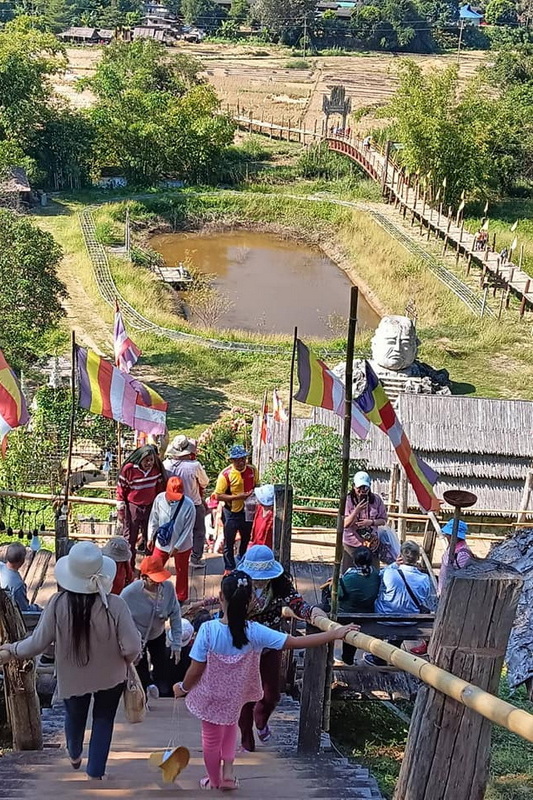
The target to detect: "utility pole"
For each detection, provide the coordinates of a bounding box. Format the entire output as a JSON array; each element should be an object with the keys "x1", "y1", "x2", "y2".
[{"x1": 457, "y1": 19, "x2": 465, "y2": 65}]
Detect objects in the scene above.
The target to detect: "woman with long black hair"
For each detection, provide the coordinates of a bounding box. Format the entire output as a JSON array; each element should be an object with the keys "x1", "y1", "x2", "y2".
[
  {"x1": 116, "y1": 445, "x2": 167, "y2": 563},
  {"x1": 174, "y1": 570, "x2": 357, "y2": 791},
  {"x1": 0, "y1": 542, "x2": 141, "y2": 781}
]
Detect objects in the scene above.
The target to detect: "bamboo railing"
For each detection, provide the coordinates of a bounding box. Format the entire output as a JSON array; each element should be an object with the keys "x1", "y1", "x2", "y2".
[{"x1": 284, "y1": 609, "x2": 533, "y2": 744}]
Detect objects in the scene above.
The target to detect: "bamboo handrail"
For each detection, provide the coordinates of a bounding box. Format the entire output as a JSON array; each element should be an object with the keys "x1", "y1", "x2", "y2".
[
  {"x1": 283, "y1": 609, "x2": 533, "y2": 743},
  {"x1": 0, "y1": 489, "x2": 117, "y2": 507}
]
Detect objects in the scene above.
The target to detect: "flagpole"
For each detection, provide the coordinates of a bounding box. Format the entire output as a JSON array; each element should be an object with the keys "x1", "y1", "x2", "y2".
[
  {"x1": 57, "y1": 331, "x2": 77, "y2": 560},
  {"x1": 281, "y1": 327, "x2": 297, "y2": 566},
  {"x1": 323, "y1": 285, "x2": 358, "y2": 732},
  {"x1": 257, "y1": 389, "x2": 267, "y2": 478}
]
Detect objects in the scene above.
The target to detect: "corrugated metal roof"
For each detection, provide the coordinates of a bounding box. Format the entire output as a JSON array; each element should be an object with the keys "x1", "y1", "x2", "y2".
[{"x1": 59, "y1": 27, "x2": 98, "y2": 38}]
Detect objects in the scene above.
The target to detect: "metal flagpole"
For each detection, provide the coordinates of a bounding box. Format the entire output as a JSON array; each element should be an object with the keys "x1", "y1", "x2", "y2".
[{"x1": 323, "y1": 286, "x2": 358, "y2": 732}]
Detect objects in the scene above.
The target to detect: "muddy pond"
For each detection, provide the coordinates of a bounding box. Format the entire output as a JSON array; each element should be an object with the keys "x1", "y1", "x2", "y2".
[{"x1": 149, "y1": 230, "x2": 380, "y2": 338}]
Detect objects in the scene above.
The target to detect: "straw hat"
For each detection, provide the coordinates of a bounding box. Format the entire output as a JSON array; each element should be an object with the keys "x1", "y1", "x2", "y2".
[
  {"x1": 102, "y1": 536, "x2": 132, "y2": 563},
  {"x1": 55, "y1": 542, "x2": 116, "y2": 605},
  {"x1": 166, "y1": 435, "x2": 197, "y2": 459}
]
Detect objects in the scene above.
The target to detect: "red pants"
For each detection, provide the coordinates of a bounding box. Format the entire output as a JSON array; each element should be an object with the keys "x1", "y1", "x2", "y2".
[
  {"x1": 201, "y1": 721, "x2": 238, "y2": 788},
  {"x1": 153, "y1": 547, "x2": 191, "y2": 603},
  {"x1": 238, "y1": 648, "x2": 282, "y2": 751}
]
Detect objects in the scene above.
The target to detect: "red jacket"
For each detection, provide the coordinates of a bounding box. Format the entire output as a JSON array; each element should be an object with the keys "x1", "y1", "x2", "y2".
[
  {"x1": 110, "y1": 561, "x2": 134, "y2": 595},
  {"x1": 116, "y1": 463, "x2": 166, "y2": 507}
]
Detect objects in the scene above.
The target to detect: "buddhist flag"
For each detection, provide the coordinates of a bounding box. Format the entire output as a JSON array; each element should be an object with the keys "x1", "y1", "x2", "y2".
[
  {"x1": 114, "y1": 302, "x2": 141, "y2": 373},
  {"x1": 354, "y1": 361, "x2": 440, "y2": 512},
  {"x1": 294, "y1": 339, "x2": 369, "y2": 440},
  {"x1": 0, "y1": 350, "x2": 29, "y2": 449},
  {"x1": 76, "y1": 347, "x2": 167, "y2": 435},
  {"x1": 483, "y1": 200, "x2": 489, "y2": 214},
  {"x1": 510, "y1": 237, "x2": 518, "y2": 252},
  {"x1": 272, "y1": 389, "x2": 288, "y2": 423},
  {"x1": 511, "y1": 221, "x2": 518, "y2": 232}
]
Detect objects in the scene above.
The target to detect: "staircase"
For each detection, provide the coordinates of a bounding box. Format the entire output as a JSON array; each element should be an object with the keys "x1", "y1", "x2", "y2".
[{"x1": 0, "y1": 697, "x2": 383, "y2": 800}]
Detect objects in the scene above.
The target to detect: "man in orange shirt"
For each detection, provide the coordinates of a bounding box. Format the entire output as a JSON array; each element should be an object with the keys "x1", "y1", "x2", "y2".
[{"x1": 215, "y1": 445, "x2": 258, "y2": 574}]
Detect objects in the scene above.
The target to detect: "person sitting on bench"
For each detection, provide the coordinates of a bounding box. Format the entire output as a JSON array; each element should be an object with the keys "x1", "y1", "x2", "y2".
[
  {"x1": 0, "y1": 543, "x2": 42, "y2": 613},
  {"x1": 363, "y1": 540, "x2": 436, "y2": 667},
  {"x1": 338, "y1": 546, "x2": 381, "y2": 666}
]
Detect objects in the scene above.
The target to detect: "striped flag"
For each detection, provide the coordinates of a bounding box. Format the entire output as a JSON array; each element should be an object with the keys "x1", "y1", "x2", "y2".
[
  {"x1": 272, "y1": 389, "x2": 288, "y2": 423},
  {"x1": 355, "y1": 361, "x2": 439, "y2": 512},
  {"x1": 114, "y1": 302, "x2": 141, "y2": 373},
  {"x1": 294, "y1": 339, "x2": 369, "y2": 440},
  {"x1": 76, "y1": 347, "x2": 167, "y2": 436},
  {"x1": 0, "y1": 350, "x2": 29, "y2": 448}
]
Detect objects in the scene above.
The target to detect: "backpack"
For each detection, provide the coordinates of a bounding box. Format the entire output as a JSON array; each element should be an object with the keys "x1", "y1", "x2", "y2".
[{"x1": 156, "y1": 497, "x2": 185, "y2": 549}]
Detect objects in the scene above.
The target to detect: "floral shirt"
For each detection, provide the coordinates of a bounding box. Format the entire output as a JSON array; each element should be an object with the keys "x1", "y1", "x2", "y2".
[{"x1": 202, "y1": 579, "x2": 315, "y2": 632}]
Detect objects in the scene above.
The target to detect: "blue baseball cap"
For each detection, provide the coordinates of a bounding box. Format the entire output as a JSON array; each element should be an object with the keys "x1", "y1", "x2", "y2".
[
  {"x1": 353, "y1": 471, "x2": 371, "y2": 488},
  {"x1": 441, "y1": 520, "x2": 468, "y2": 540},
  {"x1": 229, "y1": 445, "x2": 248, "y2": 459}
]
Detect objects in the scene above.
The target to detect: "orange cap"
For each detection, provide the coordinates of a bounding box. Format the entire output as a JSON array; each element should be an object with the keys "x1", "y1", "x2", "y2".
[
  {"x1": 166, "y1": 476, "x2": 184, "y2": 502},
  {"x1": 140, "y1": 556, "x2": 172, "y2": 583}
]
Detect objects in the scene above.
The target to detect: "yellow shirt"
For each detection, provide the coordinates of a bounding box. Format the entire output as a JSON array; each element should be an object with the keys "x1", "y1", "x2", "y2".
[{"x1": 215, "y1": 464, "x2": 258, "y2": 513}]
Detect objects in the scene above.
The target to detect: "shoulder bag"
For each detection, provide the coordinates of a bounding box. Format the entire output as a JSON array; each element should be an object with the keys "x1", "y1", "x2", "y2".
[
  {"x1": 397, "y1": 568, "x2": 431, "y2": 615},
  {"x1": 123, "y1": 585, "x2": 159, "y2": 724},
  {"x1": 156, "y1": 497, "x2": 185, "y2": 549}
]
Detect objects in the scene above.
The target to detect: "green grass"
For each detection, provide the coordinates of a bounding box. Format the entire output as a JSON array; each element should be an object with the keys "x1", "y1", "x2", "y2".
[
  {"x1": 35, "y1": 186, "x2": 533, "y2": 438},
  {"x1": 331, "y1": 676, "x2": 533, "y2": 800}
]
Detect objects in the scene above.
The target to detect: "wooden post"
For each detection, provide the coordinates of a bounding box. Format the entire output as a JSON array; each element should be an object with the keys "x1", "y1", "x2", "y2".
[
  {"x1": 297, "y1": 623, "x2": 328, "y2": 754},
  {"x1": 394, "y1": 561, "x2": 523, "y2": 800},
  {"x1": 398, "y1": 472, "x2": 408, "y2": 542},
  {"x1": 517, "y1": 469, "x2": 533, "y2": 525},
  {"x1": 55, "y1": 509, "x2": 69, "y2": 561},
  {"x1": 381, "y1": 139, "x2": 391, "y2": 195},
  {"x1": 0, "y1": 590, "x2": 43, "y2": 750},
  {"x1": 273, "y1": 483, "x2": 292, "y2": 572},
  {"x1": 520, "y1": 280, "x2": 530, "y2": 318},
  {"x1": 388, "y1": 464, "x2": 400, "y2": 517},
  {"x1": 421, "y1": 516, "x2": 437, "y2": 561}
]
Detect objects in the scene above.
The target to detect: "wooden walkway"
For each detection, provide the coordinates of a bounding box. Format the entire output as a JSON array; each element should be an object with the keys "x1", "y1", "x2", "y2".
[{"x1": 232, "y1": 113, "x2": 532, "y2": 315}]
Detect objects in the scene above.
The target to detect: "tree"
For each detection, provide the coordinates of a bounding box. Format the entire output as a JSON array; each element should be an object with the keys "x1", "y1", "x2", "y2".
[
  {"x1": 485, "y1": 0, "x2": 518, "y2": 24},
  {"x1": 87, "y1": 42, "x2": 235, "y2": 184},
  {"x1": 181, "y1": 0, "x2": 226, "y2": 30},
  {"x1": 0, "y1": 210, "x2": 67, "y2": 369},
  {"x1": 254, "y1": 0, "x2": 316, "y2": 45},
  {"x1": 351, "y1": 0, "x2": 434, "y2": 52},
  {"x1": 34, "y1": 105, "x2": 96, "y2": 189},
  {"x1": 229, "y1": 0, "x2": 248, "y2": 24}
]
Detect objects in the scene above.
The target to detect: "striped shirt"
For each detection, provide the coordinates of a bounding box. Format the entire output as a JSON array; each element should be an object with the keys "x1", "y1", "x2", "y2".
[{"x1": 116, "y1": 463, "x2": 166, "y2": 507}]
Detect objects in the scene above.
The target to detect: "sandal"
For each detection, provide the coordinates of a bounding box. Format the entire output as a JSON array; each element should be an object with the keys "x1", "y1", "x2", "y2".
[
  {"x1": 221, "y1": 777, "x2": 240, "y2": 791},
  {"x1": 200, "y1": 777, "x2": 216, "y2": 790}
]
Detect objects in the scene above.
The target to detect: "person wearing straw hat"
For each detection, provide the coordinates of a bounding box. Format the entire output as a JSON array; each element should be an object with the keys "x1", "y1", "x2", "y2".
[
  {"x1": 121, "y1": 555, "x2": 182, "y2": 698},
  {"x1": 438, "y1": 519, "x2": 473, "y2": 595},
  {"x1": 215, "y1": 445, "x2": 258, "y2": 573},
  {"x1": 0, "y1": 542, "x2": 141, "y2": 781},
  {"x1": 103, "y1": 536, "x2": 134, "y2": 595},
  {"x1": 249, "y1": 484, "x2": 275, "y2": 548},
  {"x1": 163, "y1": 435, "x2": 209, "y2": 569}
]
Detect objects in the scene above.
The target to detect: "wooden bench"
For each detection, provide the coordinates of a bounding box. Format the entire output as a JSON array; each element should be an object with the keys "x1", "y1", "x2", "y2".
[{"x1": 336, "y1": 612, "x2": 435, "y2": 641}]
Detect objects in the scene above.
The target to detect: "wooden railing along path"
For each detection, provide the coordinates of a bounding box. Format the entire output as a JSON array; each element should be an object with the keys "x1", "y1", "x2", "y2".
[{"x1": 233, "y1": 112, "x2": 532, "y2": 316}]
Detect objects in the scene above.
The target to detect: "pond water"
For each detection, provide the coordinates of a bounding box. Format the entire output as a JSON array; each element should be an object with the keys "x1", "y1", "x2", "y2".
[{"x1": 149, "y1": 230, "x2": 380, "y2": 339}]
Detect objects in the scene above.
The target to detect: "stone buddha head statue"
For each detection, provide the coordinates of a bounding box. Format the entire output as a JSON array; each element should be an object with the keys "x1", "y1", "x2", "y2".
[{"x1": 371, "y1": 316, "x2": 418, "y2": 372}]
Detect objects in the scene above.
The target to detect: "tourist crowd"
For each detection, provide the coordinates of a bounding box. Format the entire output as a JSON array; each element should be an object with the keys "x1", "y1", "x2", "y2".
[{"x1": 0, "y1": 440, "x2": 474, "y2": 790}]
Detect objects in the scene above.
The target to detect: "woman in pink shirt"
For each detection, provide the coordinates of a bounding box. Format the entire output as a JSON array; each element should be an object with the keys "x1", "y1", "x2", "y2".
[
  {"x1": 343, "y1": 471, "x2": 387, "y2": 570},
  {"x1": 437, "y1": 519, "x2": 473, "y2": 595}
]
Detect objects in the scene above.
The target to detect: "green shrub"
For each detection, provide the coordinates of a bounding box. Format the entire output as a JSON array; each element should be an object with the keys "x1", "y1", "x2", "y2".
[
  {"x1": 284, "y1": 58, "x2": 310, "y2": 69},
  {"x1": 197, "y1": 407, "x2": 253, "y2": 487}
]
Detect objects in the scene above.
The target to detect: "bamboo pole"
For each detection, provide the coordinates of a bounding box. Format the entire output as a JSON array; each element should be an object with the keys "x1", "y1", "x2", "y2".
[
  {"x1": 281, "y1": 328, "x2": 297, "y2": 560},
  {"x1": 0, "y1": 490, "x2": 116, "y2": 507},
  {"x1": 283, "y1": 609, "x2": 533, "y2": 743},
  {"x1": 256, "y1": 389, "x2": 268, "y2": 478}
]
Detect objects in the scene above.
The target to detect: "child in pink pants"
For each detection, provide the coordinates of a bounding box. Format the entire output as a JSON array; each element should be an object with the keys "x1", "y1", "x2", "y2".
[{"x1": 174, "y1": 571, "x2": 356, "y2": 790}]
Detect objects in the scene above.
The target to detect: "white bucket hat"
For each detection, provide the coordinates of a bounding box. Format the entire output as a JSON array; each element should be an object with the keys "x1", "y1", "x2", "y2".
[
  {"x1": 167, "y1": 619, "x2": 194, "y2": 648},
  {"x1": 55, "y1": 541, "x2": 116, "y2": 607},
  {"x1": 255, "y1": 484, "x2": 275, "y2": 507}
]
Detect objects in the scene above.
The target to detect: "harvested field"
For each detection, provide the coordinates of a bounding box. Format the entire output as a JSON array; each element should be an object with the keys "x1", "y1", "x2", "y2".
[{"x1": 58, "y1": 44, "x2": 487, "y2": 133}]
